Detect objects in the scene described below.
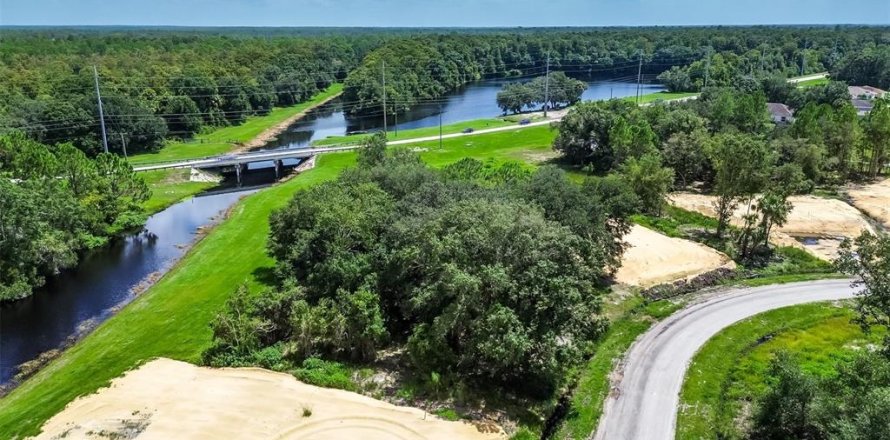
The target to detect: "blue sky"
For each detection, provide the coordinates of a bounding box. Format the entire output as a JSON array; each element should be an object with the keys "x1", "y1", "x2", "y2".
[{"x1": 2, "y1": 0, "x2": 888, "y2": 26}]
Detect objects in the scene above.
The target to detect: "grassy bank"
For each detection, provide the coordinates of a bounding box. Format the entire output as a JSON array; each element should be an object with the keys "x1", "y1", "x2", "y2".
[
  {"x1": 796, "y1": 77, "x2": 831, "y2": 88},
  {"x1": 129, "y1": 84, "x2": 343, "y2": 165},
  {"x1": 140, "y1": 169, "x2": 217, "y2": 214},
  {"x1": 311, "y1": 116, "x2": 538, "y2": 146},
  {"x1": 555, "y1": 294, "x2": 684, "y2": 439},
  {"x1": 0, "y1": 125, "x2": 557, "y2": 439},
  {"x1": 676, "y1": 302, "x2": 884, "y2": 440},
  {"x1": 623, "y1": 91, "x2": 699, "y2": 104}
]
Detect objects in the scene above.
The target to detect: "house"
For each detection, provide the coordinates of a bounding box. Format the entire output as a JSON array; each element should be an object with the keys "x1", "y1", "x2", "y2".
[
  {"x1": 767, "y1": 102, "x2": 794, "y2": 124},
  {"x1": 848, "y1": 85, "x2": 887, "y2": 100},
  {"x1": 852, "y1": 99, "x2": 875, "y2": 117}
]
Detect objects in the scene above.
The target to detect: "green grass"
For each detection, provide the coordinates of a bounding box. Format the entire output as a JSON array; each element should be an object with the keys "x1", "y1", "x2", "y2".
[
  {"x1": 0, "y1": 124, "x2": 558, "y2": 440},
  {"x1": 796, "y1": 77, "x2": 830, "y2": 88},
  {"x1": 140, "y1": 169, "x2": 217, "y2": 214},
  {"x1": 632, "y1": 205, "x2": 720, "y2": 239},
  {"x1": 311, "y1": 116, "x2": 536, "y2": 146},
  {"x1": 129, "y1": 84, "x2": 343, "y2": 165},
  {"x1": 676, "y1": 302, "x2": 884, "y2": 440},
  {"x1": 433, "y1": 408, "x2": 462, "y2": 421},
  {"x1": 622, "y1": 91, "x2": 699, "y2": 104}
]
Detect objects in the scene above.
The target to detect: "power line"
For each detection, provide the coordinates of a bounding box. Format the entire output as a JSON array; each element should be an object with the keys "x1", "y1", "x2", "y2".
[{"x1": 92, "y1": 65, "x2": 109, "y2": 154}]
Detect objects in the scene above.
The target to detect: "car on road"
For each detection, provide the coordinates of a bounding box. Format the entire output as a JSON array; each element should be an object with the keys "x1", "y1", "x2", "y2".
[
  {"x1": 519, "y1": 119, "x2": 531, "y2": 125},
  {"x1": 217, "y1": 154, "x2": 238, "y2": 161},
  {"x1": 461, "y1": 128, "x2": 474, "y2": 134}
]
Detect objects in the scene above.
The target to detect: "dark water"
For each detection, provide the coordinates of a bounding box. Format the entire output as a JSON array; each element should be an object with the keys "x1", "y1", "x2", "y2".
[
  {"x1": 0, "y1": 189, "x2": 257, "y2": 384},
  {"x1": 263, "y1": 77, "x2": 665, "y2": 150}
]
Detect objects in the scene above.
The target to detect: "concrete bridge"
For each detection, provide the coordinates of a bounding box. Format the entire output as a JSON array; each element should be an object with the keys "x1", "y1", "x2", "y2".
[{"x1": 132, "y1": 145, "x2": 359, "y2": 183}]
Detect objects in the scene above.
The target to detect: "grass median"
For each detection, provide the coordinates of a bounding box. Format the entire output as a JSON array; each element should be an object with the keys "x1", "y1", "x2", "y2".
[
  {"x1": 676, "y1": 302, "x2": 884, "y2": 440},
  {"x1": 311, "y1": 115, "x2": 541, "y2": 147}
]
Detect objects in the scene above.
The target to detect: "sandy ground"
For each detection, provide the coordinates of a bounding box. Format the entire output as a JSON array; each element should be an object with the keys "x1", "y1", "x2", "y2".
[
  {"x1": 615, "y1": 225, "x2": 736, "y2": 288},
  {"x1": 847, "y1": 178, "x2": 890, "y2": 228},
  {"x1": 669, "y1": 193, "x2": 876, "y2": 260},
  {"x1": 32, "y1": 358, "x2": 504, "y2": 440}
]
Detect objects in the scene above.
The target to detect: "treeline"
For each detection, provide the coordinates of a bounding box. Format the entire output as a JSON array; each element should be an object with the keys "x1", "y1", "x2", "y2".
[
  {"x1": 0, "y1": 133, "x2": 148, "y2": 301},
  {"x1": 0, "y1": 31, "x2": 381, "y2": 155},
  {"x1": 658, "y1": 32, "x2": 890, "y2": 93},
  {"x1": 554, "y1": 80, "x2": 890, "y2": 262},
  {"x1": 343, "y1": 26, "x2": 888, "y2": 116},
  {"x1": 496, "y1": 72, "x2": 586, "y2": 114},
  {"x1": 205, "y1": 134, "x2": 640, "y2": 396}
]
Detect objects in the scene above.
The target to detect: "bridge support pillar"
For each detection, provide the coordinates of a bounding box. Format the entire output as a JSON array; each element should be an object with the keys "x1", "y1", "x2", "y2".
[
  {"x1": 274, "y1": 159, "x2": 283, "y2": 179},
  {"x1": 235, "y1": 163, "x2": 245, "y2": 186}
]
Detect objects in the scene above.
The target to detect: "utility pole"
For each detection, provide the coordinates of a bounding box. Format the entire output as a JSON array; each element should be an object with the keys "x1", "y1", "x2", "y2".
[
  {"x1": 800, "y1": 52, "x2": 806, "y2": 76},
  {"x1": 543, "y1": 52, "x2": 550, "y2": 118},
  {"x1": 93, "y1": 65, "x2": 109, "y2": 154},
  {"x1": 704, "y1": 49, "x2": 712, "y2": 89},
  {"x1": 381, "y1": 60, "x2": 387, "y2": 134},
  {"x1": 119, "y1": 133, "x2": 128, "y2": 158},
  {"x1": 636, "y1": 50, "x2": 643, "y2": 104}
]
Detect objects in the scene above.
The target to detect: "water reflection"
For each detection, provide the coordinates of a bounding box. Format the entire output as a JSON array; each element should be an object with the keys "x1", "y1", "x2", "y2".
[{"x1": 264, "y1": 77, "x2": 664, "y2": 150}]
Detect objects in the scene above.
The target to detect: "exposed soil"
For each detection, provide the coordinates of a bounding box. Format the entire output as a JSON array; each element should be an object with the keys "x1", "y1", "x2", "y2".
[
  {"x1": 846, "y1": 178, "x2": 890, "y2": 229},
  {"x1": 31, "y1": 358, "x2": 504, "y2": 440},
  {"x1": 615, "y1": 225, "x2": 736, "y2": 288},
  {"x1": 669, "y1": 193, "x2": 875, "y2": 260}
]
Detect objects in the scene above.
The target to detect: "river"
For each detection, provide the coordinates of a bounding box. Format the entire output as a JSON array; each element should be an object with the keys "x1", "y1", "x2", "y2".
[
  {"x1": 264, "y1": 76, "x2": 664, "y2": 149},
  {"x1": 0, "y1": 75, "x2": 662, "y2": 385}
]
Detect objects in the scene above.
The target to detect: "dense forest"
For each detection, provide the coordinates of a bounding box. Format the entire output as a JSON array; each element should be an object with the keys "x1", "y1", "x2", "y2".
[
  {"x1": 205, "y1": 133, "x2": 639, "y2": 396},
  {"x1": 0, "y1": 133, "x2": 148, "y2": 301},
  {"x1": 2, "y1": 26, "x2": 888, "y2": 156},
  {"x1": 0, "y1": 31, "x2": 381, "y2": 154},
  {"x1": 342, "y1": 26, "x2": 889, "y2": 116}
]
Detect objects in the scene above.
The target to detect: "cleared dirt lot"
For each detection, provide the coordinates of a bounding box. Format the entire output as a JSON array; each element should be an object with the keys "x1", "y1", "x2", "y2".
[
  {"x1": 615, "y1": 225, "x2": 736, "y2": 288},
  {"x1": 32, "y1": 358, "x2": 504, "y2": 440},
  {"x1": 847, "y1": 178, "x2": 890, "y2": 229},
  {"x1": 669, "y1": 193, "x2": 876, "y2": 260}
]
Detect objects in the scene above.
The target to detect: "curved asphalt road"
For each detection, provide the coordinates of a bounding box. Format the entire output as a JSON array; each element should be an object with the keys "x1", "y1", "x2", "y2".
[{"x1": 593, "y1": 279, "x2": 858, "y2": 440}]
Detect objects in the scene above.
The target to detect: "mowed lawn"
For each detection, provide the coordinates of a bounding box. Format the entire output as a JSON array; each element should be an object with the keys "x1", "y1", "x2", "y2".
[
  {"x1": 796, "y1": 77, "x2": 831, "y2": 88},
  {"x1": 622, "y1": 91, "x2": 699, "y2": 104},
  {"x1": 128, "y1": 84, "x2": 343, "y2": 165},
  {"x1": 139, "y1": 169, "x2": 217, "y2": 214},
  {"x1": 0, "y1": 125, "x2": 557, "y2": 439},
  {"x1": 676, "y1": 302, "x2": 885, "y2": 440},
  {"x1": 312, "y1": 116, "x2": 529, "y2": 146}
]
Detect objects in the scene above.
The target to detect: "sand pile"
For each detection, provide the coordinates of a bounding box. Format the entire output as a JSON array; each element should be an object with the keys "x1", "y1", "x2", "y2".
[
  {"x1": 31, "y1": 358, "x2": 504, "y2": 440},
  {"x1": 669, "y1": 193, "x2": 875, "y2": 260},
  {"x1": 615, "y1": 225, "x2": 736, "y2": 288},
  {"x1": 847, "y1": 178, "x2": 890, "y2": 228}
]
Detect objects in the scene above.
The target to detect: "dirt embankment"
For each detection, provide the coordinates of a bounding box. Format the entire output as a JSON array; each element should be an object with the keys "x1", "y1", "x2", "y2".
[
  {"x1": 233, "y1": 92, "x2": 342, "y2": 153},
  {"x1": 615, "y1": 225, "x2": 736, "y2": 288},
  {"x1": 846, "y1": 178, "x2": 890, "y2": 229},
  {"x1": 669, "y1": 193, "x2": 875, "y2": 260},
  {"x1": 31, "y1": 358, "x2": 504, "y2": 440}
]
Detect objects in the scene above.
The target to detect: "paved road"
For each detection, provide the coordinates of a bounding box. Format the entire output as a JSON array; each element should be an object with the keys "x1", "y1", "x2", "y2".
[{"x1": 592, "y1": 279, "x2": 858, "y2": 440}]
